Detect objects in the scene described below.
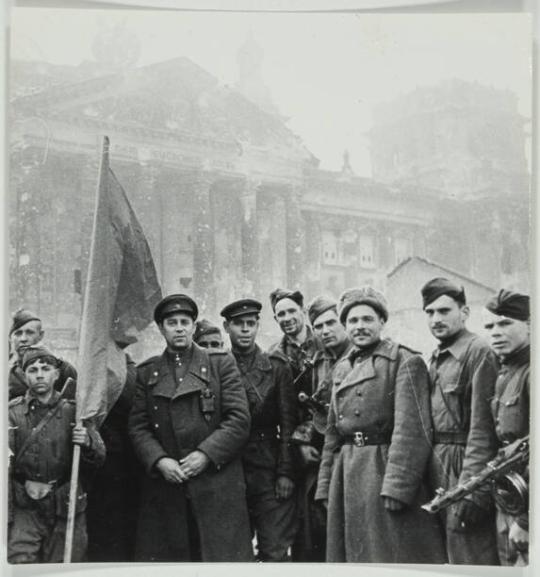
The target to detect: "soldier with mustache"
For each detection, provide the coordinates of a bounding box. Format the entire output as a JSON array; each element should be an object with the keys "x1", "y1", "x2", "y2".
[{"x1": 422, "y1": 278, "x2": 500, "y2": 565}]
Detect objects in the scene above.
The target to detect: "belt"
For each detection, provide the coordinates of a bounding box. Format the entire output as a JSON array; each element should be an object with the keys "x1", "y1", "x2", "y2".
[
  {"x1": 433, "y1": 431, "x2": 468, "y2": 445},
  {"x1": 250, "y1": 428, "x2": 278, "y2": 441},
  {"x1": 342, "y1": 431, "x2": 392, "y2": 447}
]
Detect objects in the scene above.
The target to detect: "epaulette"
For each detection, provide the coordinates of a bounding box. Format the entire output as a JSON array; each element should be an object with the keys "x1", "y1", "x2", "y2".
[
  {"x1": 268, "y1": 348, "x2": 288, "y2": 364},
  {"x1": 398, "y1": 343, "x2": 421, "y2": 356},
  {"x1": 207, "y1": 348, "x2": 228, "y2": 356},
  {"x1": 8, "y1": 396, "x2": 25, "y2": 407},
  {"x1": 137, "y1": 355, "x2": 161, "y2": 369}
]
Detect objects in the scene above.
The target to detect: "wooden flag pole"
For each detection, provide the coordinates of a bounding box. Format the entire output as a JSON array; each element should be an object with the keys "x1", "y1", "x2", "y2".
[
  {"x1": 63, "y1": 136, "x2": 110, "y2": 563},
  {"x1": 63, "y1": 421, "x2": 82, "y2": 563}
]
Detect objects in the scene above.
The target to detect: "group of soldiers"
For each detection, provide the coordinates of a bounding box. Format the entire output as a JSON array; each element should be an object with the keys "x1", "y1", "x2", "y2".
[{"x1": 7, "y1": 278, "x2": 530, "y2": 565}]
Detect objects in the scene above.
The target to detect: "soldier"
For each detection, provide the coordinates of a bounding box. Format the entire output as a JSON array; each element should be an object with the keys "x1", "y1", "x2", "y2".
[
  {"x1": 86, "y1": 353, "x2": 141, "y2": 562},
  {"x1": 291, "y1": 295, "x2": 353, "y2": 561},
  {"x1": 128, "y1": 294, "x2": 254, "y2": 562},
  {"x1": 221, "y1": 298, "x2": 298, "y2": 561},
  {"x1": 193, "y1": 318, "x2": 224, "y2": 349},
  {"x1": 8, "y1": 345, "x2": 105, "y2": 564},
  {"x1": 268, "y1": 288, "x2": 320, "y2": 400},
  {"x1": 483, "y1": 289, "x2": 530, "y2": 566},
  {"x1": 315, "y1": 287, "x2": 446, "y2": 563},
  {"x1": 9, "y1": 308, "x2": 77, "y2": 400},
  {"x1": 421, "y1": 277, "x2": 500, "y2": 565}
]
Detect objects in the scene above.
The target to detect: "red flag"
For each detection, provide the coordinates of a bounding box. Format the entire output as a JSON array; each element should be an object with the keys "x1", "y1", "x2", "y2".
[{"x1": 76, "y1": 136, "x2": 162, "y2": 425}]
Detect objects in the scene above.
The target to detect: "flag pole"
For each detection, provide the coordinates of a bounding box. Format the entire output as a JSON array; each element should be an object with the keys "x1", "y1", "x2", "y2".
[{"x1": 63, "y1": 136, "x2": 110, "y2": 563}]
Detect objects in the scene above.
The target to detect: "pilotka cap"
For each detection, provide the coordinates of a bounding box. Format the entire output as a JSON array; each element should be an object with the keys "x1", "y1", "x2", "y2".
[{"x1": 485, "y1": 289, "x2": 529, "y2": 321}]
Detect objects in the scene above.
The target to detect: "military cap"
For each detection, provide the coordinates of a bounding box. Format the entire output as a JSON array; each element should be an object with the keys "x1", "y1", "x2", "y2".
[
  {"x1": 10, "y1": 308, "x2": 41, "y2": 335},
  {"x1": 338, "y1": 286, "x2": 388, "y2": 324},
  {"x1": 307, "y1": 295, "x2": 337, "y2": 326},
  {"x1": 269, "y1": 288, "x2": 304, "y2": 311},
  {"x1": 421, "y1": 277, "x2": 466, "y2": 309},
  {"x1": 221, "y1": 298, "x2": 262, "y2": 320},
  {"x1": 485, "y1": 289, "x2": 529, "y2": 321},
  {"x1": 22, "y1": 345, "x2": 59, "y2": 371},
  {"x1": 194, "y1": 318, "x2": 222, "y2": 342},
  {"x1": 154, "y1": 294, "x2": 198, "y2": 323}
]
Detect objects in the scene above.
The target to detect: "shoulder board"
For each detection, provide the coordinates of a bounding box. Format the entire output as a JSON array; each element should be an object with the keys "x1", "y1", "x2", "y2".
[
  {"x1": 207, "y1": 348, "x2": 228, "y2": 356},
  {"x1": 8, "y1": 396, "x2": 25, "y2": 407},
  {"x1": 268, "y1": 348, "x2": 287, "y2": 363},
  {"x1": 137, "y1": 355, "x2": 161, "y2": 369},
  {"x1": 398, "y1": 343, "x2": 421, "y2": 356}
]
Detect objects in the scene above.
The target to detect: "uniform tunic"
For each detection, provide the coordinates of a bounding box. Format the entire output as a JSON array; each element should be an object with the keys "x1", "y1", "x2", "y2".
[
  {"x1": 315, "y1": 338, "x2": 446, "y2": 563},
  {"x1": 233, "y1": 345, "x2": 298, "y2": 561},
  {"x1": 128, "y1": 344, "x2": 254, "y2": 562},
  {"x1": 8, "y1": 390, "x2": 105, "y2": 564},
  {"x1": 490, "y1": 345, "x2": 529, "y2": 566},
  {"x1": 292, "y1": 339, "x2": 353, "y2": 562},
  {"x1": 428, "y1": 329, "x2": 500, "y2": 565}
]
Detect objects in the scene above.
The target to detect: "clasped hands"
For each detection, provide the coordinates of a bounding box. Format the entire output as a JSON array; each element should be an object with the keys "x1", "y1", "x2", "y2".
[{"x1": 157, "y1": 450, "x2": 210, "y2": 484}]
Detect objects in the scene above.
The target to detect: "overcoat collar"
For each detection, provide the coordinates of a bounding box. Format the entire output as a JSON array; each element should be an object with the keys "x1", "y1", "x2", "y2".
[
  {"x1": 335, "y1": 338, "x2": 397, "y2": 394},
  {"x1": 151, "y1": 344, "x2": 211, "y2": 399}
]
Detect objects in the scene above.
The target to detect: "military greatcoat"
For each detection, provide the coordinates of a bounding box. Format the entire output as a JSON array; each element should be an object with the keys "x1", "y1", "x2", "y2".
[
  {"x1": 128, "y1": 344, "x2": 253, "y2": 562},
  {"x1": 315, "y1": 338, "x2": 446, "y2": 563}
]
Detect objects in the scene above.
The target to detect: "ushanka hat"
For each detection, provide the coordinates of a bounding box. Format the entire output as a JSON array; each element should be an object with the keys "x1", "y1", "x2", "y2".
[{"x1": 338, "y1": 287, "x2": 388, "y2": 324}]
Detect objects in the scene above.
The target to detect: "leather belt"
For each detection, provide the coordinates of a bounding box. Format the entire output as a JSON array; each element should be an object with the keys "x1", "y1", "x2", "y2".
[
  {"x1": 433, "y1": 431, "x2": 468, "y2": 445},
  {"x1": 342, "y1": 431, "x2": 392, "y2": 447}
]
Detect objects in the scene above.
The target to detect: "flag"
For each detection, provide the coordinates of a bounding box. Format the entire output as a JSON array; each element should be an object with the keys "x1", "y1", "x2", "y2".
[{"x1": 76, "y1": 136, "x2": 162, "y2": 425}]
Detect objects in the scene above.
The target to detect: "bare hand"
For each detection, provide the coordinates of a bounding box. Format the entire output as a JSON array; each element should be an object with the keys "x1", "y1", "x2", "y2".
[
  {"x1": 509, "y1": 522, "x2": 529, "y2": 551},
  {"x1": 383, "y1": 496, "x2": 405, "y2": 511},
  {"x1": 179, "y1": 450, "x2": 210, "y2": 479},
  {"x1": 298, "y1": 445, "x2": 321, "y2": 465},
  {"x1": 156, "y1": 457, "x2": 189, "y2": 484},
  {"x1": 275, "y1": 476, "x2": 295, "y2": 500},
  {"x1": 72, "y1": 425, "x2": 90, "y2": 447}
]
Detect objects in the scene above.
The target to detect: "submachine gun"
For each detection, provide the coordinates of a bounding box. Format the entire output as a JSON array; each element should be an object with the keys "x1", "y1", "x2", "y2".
[{"x1": 422, "y1": 435, "x2": 529, "y2": 516}]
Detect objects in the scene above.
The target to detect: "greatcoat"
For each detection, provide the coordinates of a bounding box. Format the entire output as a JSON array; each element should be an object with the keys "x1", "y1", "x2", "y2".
[
  {"x1": 128, "y1": 344, "x2": 253, "y2": 562},
  {"x1": 315, "y1": 338, "x2": 446, "y2": 563}
]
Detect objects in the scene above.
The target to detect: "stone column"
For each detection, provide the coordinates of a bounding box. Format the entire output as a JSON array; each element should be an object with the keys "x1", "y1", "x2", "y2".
[
  {"x1": 191, "y1": 171, "x2": 215, "y2": 316},
  {"x1": 284, "y1": 184, "x2": 305, "y2": 289},
  {"x1": 239, "y1": 179, "x2": 260, "y2": 295}
]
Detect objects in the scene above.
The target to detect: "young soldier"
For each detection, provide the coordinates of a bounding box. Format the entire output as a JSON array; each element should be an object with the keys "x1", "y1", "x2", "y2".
[
  {"x1": 8, "y1": 346, "x2": 105, "y2": 564},
  {"x1": 315, "y1": 287, "x2": 446, "y2": 563},
  {"x1": 291, "y1": 295, "x2": 353, "y2": 561},
  {"x1": 128, "y1": 294, "x2": 253, "y2": 562},
  {"x1": 8, "y1": 309, "x2": 77, "y2": 400},
  {"x1": 483, "y1": 289, "x2": 530, "y2": 566},
  {"x1": 422, "y1": 278, "x2": 500, "y2": 565},
  {"x1": 193, "y1": 318, "x2": 224, "y2": 349},
  {"x1": 221, "y1": 298, "x2": 298, "y2": 561}
]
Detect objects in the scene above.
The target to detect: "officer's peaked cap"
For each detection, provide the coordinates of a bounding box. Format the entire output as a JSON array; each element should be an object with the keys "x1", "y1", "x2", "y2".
[
  {"x1": 221, "y1": 298, "x2": 262, "y2": 320},
  {"x1": 154, "y1": 294, "x2": 198, "y2": 323}
]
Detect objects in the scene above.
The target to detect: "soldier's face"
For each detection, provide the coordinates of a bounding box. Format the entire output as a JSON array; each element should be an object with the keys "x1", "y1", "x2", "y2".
[
  {"x1": 482, "y1": 309, "x2": 530, "y2": 358},
  {"x1": 25, "y1": 359, "x2": 59, "y2": 397},
  {"x1": 274, "y1": 298, "x2": 305, "y2": 337},
  {"x1": 424, "y1": 295, "x2": 468, "y2": 341},
  {"x1": 10, "y1": 320, "x2": 44, "y2": 357},
  {"x1": 197, "y1": 333, "x2": 223, "y2": 349},
  {"x1": 312, "y1": 309, "x2": 347, "y2": 351},
  {"x1": 159, "y1": 313, "x2": 195, "y2": 351},
  {"x1": 225, "y1": 314, "x2": 259, "y2": 351},
  {"x1": 346, "y1": 304, "x2": 385, "y2": 349}
]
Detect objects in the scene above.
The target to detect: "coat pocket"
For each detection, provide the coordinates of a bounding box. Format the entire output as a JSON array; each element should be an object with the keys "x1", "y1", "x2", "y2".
[{"x1": 54, "y1": 482, "x2": 88, "y2": 518}]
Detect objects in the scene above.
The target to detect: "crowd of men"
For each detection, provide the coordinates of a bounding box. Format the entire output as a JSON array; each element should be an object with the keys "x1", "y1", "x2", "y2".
[{"x1": 7, "y1": 278, "x2": 530, "y2": 565}]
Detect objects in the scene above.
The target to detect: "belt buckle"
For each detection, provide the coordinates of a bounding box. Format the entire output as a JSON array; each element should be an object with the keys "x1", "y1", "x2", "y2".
[{"x1": 353, "y1": 431, "x2": 365, "y2": 447}]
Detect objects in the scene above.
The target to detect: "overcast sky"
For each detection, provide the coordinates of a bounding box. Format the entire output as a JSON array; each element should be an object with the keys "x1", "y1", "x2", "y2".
[{"x1": 9, "y1": 7, "x2": 532, "y2": 175}]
